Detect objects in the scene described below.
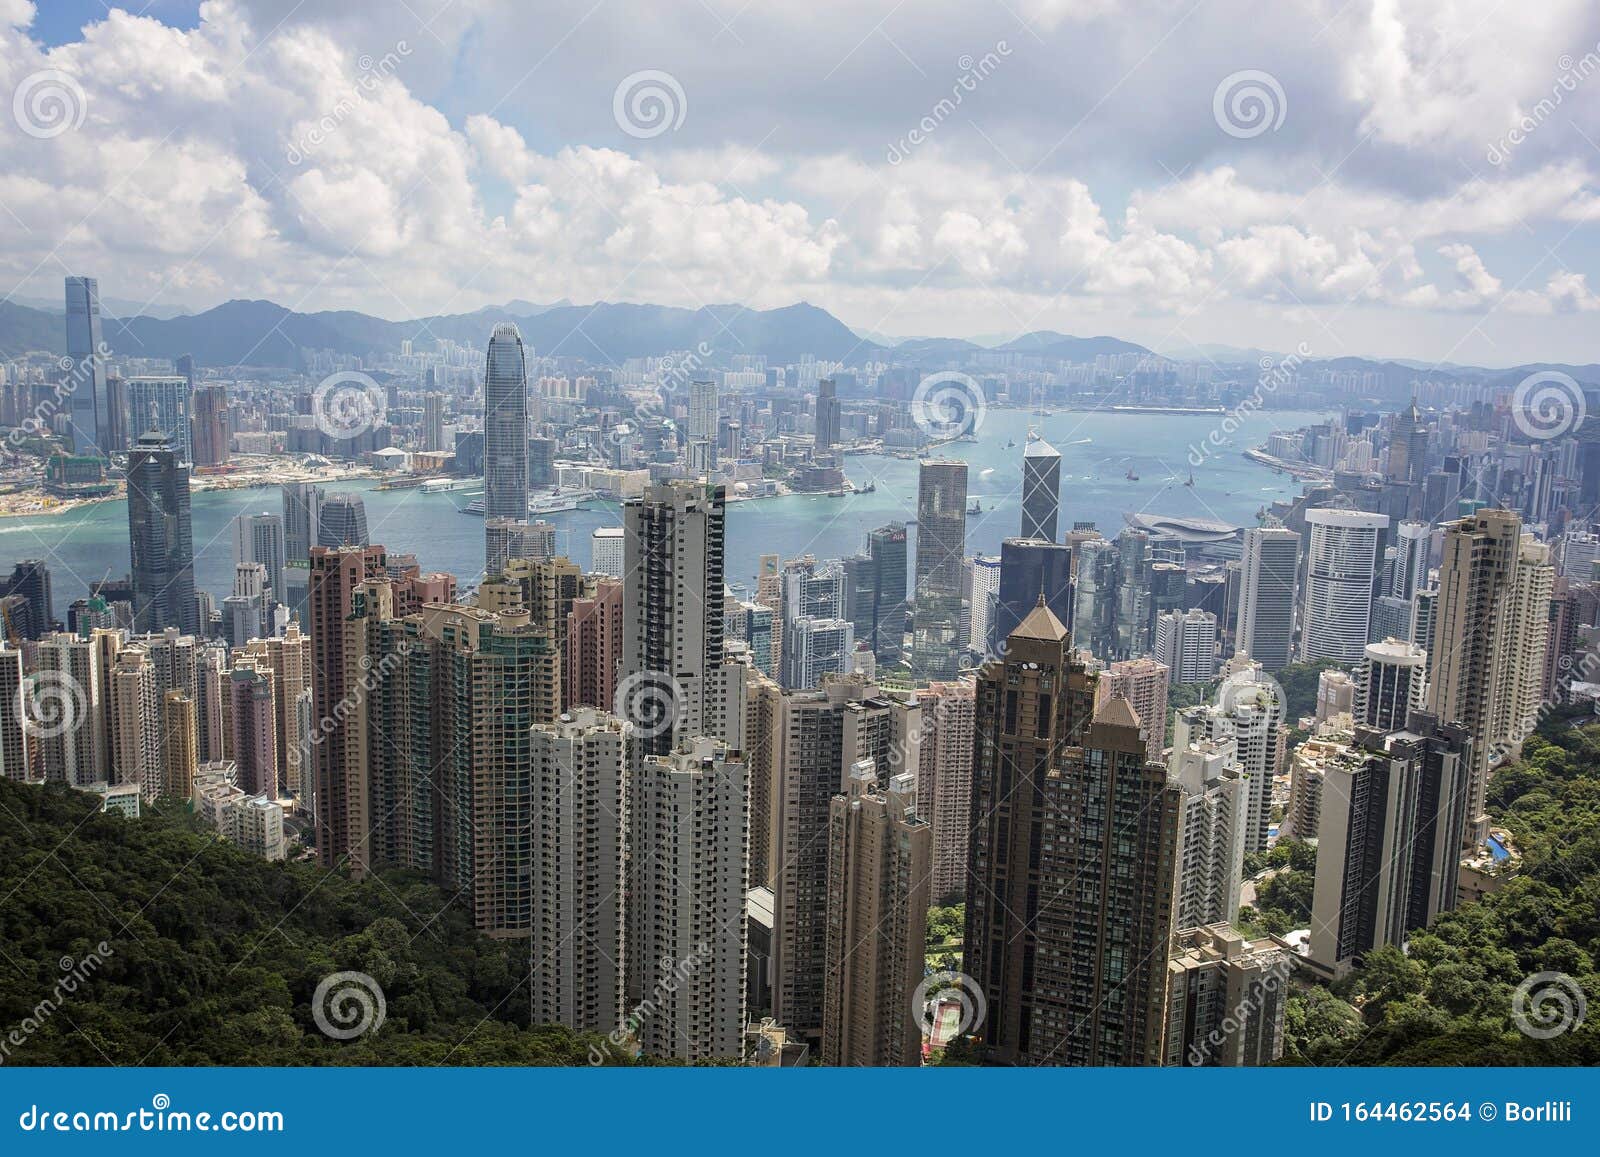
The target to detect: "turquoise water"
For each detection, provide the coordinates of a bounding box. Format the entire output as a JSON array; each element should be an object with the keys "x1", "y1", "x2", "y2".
[{"x1": 1, "y1": 408, "x2": 1327, "y2": 619}]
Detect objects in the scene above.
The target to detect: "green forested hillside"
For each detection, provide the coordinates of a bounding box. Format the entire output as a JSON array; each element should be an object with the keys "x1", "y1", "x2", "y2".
[
  {"x1": 0, "y1": 779, "x2": 623, "y2": 1065},
  {"x1": 1285, "y1": 712, "x2": 1600, "y2": 1065}
]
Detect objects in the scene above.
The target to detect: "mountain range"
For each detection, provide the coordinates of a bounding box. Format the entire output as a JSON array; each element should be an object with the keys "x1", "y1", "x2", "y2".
[{"x1": 0, "y1": 295, "x2": 1594, "y2": 385}]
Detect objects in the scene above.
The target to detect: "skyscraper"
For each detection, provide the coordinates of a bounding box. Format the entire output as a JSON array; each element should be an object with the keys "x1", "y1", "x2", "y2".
[
  {"x1": 622, "y1": 480, "x2": 726, "y2": 756},
  {"x1": 1427, "y1": 508, "x2": 1553, "y2": 842},
  {"x1": 1307, "y1": 719, "x2": 1472, "y2": 979},
  {"x1": 911, "y1": 460, "x2": 967, "y2": 680},
  {"x1": 309, "y1": 544, "x2": 388, "y2": 875},
  {"x1": 1300, "y1": 509, "x2": 1388, "y2": 663},
  {"x1": 1173, "y1": 665, "x2": 1283, "y2": 855},
  {"x1": 967, "y1": 598, "x2": 1181, "y2": 1065},
  {"x1": 914, "y1": 677, "x2": 976, "y2": 903},
  {"x1": 126, "y1": 430, "x2": 197, "y2": 635},
  {"x1": 483, "y1": 323, "x2": 530, "y2": 570},
  {"x1": 590, "y1": 526, "x2": 625, "y2": 577},
  {"x1": 1357, "y1": 638, "x2": 1427, "y2": 732},
  {"x1": 991, "y1": 537, "x2": 1072, "y2": 654},
  {"x1": 1169, "y1": 738, "x2": 1246, "y2": 931},
  {"x1": 64, "y1": 276, "x2": 110, "y2": 459},
  {"x1": 125, "y1": 376, "x2": 192, "y2": 464},
  {"x1": 853, "y1": 523, "x2": 908, "y2": 663},
  {"x1": 317, "y1": 492, "x2": 370, "y2": 549},
  {"x1": 628, "y1": 737, "x2": 749, "y2": 1061},
  {"x1": 1154, "y1": 608, "x2": 1219, "y2": 684},
  {"x1": 771, "y1": 678, "x2": 921, "y2": 1046},
  {"x1": 233, "y1": 511, "x2": 286, "y2": 606},
  {"x1": 190, "y1": 383, "x2": 230, "y2": 467},
  {"x1": 1020, "y1": 435, "x2": 1061, "y2": 542},
  {"x1": 821, "y1": 762, "x2": 930, "y2": 1067},
  {"x1": 282, "y1": 482, "x2": 323, "y2": 561},
  {"x1": 529, "y1": 708, "x2": 630, "y2": 1035},
  {"x1": 1235, "y1": 526, "x2": 1299, "y2": 669},
  {"x1": 0, "y1": 645, "x2": 30, "y2": 782},
  {"x1": 814, "y1": 377, "x2": 840, "y2": 451},
  {"x1": 1098, "y1": 657, "x2": 1170, "y2": 765},
  {"x1": 0, "y1": 559, "x2": 53, "y2": 639},
  {"x1": 688, "y1": 378, "x2": 719, "y2": 467}
]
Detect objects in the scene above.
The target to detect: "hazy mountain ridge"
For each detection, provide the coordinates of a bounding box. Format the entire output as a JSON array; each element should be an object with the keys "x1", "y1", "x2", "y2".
[{"x1": 0, "y1": 296, "x2": 1592, "y2": 380}]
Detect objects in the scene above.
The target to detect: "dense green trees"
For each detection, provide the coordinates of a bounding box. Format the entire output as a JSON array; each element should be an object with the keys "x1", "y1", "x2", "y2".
[{"x1": 0, "y1": 780, "x2": 630, "y2": 1065}]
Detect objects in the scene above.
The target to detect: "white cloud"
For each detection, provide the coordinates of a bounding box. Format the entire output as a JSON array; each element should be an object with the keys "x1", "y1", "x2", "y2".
[{"x1": 0, "y1": 0, "x2": 1593, "y2": 363}]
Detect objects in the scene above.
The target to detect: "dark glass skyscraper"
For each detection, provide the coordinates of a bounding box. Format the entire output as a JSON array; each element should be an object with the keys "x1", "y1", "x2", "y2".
[
  {"x1": 847, "y1": 523, "x2": 908, "y2": 662},
  {"x1": 991, "y1": 537, "x2": 1071, "y2": 652},
  {"x1": 65, "y1": 276, "x2": 110, "y2": 458},
  {"x1": 911, "y1": 459, "x2": 967, "y2": 680},
  {"x1": 126, "y1": 430, "x2": 197, "y2": 635},
  {"x1": 1020, "y1": 435, "x2": 1061, "y2": 542},
  {"x1": 317, "y1": 492, "x2": 370, "y2": 548},
  {"x1": 483, "y1": 323, "x2": 529, "y2": 571}
]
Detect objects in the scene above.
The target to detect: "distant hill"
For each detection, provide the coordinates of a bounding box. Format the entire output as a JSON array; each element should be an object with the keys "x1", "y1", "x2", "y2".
[
  {"x1": 0, "y1": 299, "x2": 63, "y2": 357},
  {"x1": 995, "y1": 331, "x2": 1151, "y2": 360},
  {"x1": 77, "y1": 298, "x2": 883, "y2": 369}
]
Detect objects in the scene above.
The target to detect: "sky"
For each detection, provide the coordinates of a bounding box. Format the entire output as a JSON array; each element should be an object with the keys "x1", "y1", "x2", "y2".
[{"x1": 2, "y1": 0, "x2": 1600, "y2": 367}]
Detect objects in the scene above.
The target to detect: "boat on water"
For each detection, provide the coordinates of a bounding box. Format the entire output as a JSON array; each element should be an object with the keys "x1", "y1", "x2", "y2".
[
  {"x1": 1184, "y1": 472, "x2": 1195, "y2": 487},
  {"x1": 462, "y1": 488, "x2": 598, "y2": 517},
  {"x1": 967, "y1": 500, "x2": 983, "y2": 515},
  {"x1": 420, "y1": 477, "x2": 483, "y2": 493},
  {"x1": 1125, "y1": 468, "x2": 1140, "y2": 481},
  {"x1": 1004, "y1": 438, "x2": 1016, "y2": 448}
]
